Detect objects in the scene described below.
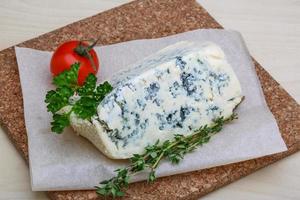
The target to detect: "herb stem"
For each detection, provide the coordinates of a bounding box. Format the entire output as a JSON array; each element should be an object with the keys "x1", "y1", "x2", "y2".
[
  {"x1": 96, "y1": 114, "x2": 239, "y2": 198},
  {"x1": 152, "y1": 152, "x2": 164, "y2": 169}
]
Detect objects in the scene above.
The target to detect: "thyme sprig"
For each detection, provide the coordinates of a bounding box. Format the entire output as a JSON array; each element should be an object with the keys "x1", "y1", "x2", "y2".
[{"x1": 96, "y1": 114, "x2": 237, "y2": 198}]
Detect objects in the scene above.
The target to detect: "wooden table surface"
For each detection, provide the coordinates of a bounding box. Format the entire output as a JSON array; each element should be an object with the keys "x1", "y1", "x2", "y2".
[{"x1": 0, "y1": 0, "x2": 299, "y2": 199}]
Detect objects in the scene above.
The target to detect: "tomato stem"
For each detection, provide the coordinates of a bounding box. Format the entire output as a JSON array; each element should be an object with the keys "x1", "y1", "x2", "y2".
[
  {"x1": 73, "y1": 40, "x2": 98, "y2": 72},
  {"x1": 86, "y1": 38, "x2": 99, "y2": 52}
]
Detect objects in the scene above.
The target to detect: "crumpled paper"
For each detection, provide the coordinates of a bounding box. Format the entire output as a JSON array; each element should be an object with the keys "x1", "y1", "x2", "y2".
[{"x1": 15, "y1": 29, "x2": 287, "y2": 191}]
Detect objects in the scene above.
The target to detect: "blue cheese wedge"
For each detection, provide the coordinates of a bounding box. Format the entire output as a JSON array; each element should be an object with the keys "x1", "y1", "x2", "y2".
[{"x1": 70, "y1": 41, "x2": 243, "y2": 159}]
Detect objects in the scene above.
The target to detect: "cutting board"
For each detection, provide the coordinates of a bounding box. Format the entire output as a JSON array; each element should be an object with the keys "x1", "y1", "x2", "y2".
[{"x1": 0, "y1": 0, "x2": 299, "y2": 199}]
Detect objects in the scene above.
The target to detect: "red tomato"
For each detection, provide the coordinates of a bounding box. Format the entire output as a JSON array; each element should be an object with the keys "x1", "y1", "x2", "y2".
[{"x1": 50, "y1": 40, "x2": 99, "y2": 85}]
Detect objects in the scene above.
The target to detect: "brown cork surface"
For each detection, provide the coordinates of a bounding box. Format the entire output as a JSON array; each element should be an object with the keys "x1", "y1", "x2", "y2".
[{"x1": 0, "y1": 0, "x2": 299, "y2": 199}]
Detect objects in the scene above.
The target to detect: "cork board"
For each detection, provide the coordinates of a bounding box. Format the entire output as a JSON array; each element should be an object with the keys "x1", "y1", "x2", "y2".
[{"x1": 0, "y1": 0, "x2": 299, "y2": 199}]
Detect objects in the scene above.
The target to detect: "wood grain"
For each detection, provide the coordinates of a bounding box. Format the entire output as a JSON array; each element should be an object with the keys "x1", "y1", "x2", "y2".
[
  {"x1": 0, "y1": 0, "x2": 130, "y2": 50},
  {"x1": 0, "y1": 0, "x2": 299, "y2": 199}
]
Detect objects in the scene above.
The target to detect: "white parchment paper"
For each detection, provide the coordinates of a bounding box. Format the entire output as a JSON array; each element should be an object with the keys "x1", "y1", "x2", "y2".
[{"x1": 15, "y1": 29, "x2": 287, "y2": 191}]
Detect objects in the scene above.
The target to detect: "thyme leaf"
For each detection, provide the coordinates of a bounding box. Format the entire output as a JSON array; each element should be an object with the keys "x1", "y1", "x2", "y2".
[{"x1": 96, "y1": 114, "x2": 238, "y2": 197}]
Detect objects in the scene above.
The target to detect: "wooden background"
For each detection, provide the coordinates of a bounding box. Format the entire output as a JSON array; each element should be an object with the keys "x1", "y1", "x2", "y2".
[{"x1": 0, "y1": 0, "x2": 299, "y2": 199}]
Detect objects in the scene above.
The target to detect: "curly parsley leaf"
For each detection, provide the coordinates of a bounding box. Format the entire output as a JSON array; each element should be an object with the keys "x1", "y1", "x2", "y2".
[
  {"x1": 94, "y1": 81, "x2": 113, "y2": 102},
  {"x1": 50, "y1": 113, "x2": 70, "y2": 134},
  {"x1": 77, "y1": 74, "x2": 97, "y2": 96},
  {"x1": 45, "y1": 63, "x2": 113, "y2": 134},
  {"x1": 53, "y1": 63, "x2": 80, "y2": 88},
  {"x1": 45, "y1": 87, "x2": 73, "y2": 113},
  {"x1": 72, "y1": 96, "x2": 98, "y2": 119},
  {"x1": 73, "y1": 77, "x2": 113, "y2": 120}
]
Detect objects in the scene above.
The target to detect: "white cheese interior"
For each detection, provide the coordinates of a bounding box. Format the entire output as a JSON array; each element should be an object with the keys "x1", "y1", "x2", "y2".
[{"x1": 70, "y1": 41, "x2": 243, "y2": 159}]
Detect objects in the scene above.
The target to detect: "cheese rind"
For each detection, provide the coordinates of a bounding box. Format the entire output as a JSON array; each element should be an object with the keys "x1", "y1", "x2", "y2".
[{"x1": 70, "y1": 41, "x2": 243, "y2": 159}]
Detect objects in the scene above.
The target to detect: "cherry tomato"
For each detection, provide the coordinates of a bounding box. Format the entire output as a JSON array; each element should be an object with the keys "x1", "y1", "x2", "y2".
[{"x1": 50, "y1": 40, "x2": 99, "y2": 85}]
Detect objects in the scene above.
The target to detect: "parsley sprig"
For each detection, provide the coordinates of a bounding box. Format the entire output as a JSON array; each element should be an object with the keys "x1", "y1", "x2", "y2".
[
  {"x1": 96, "y1": 114, "x2": 237, "y2": 198},
  {"x1": 45, "y1": 63, "x2": 113, "y2": 133}
]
